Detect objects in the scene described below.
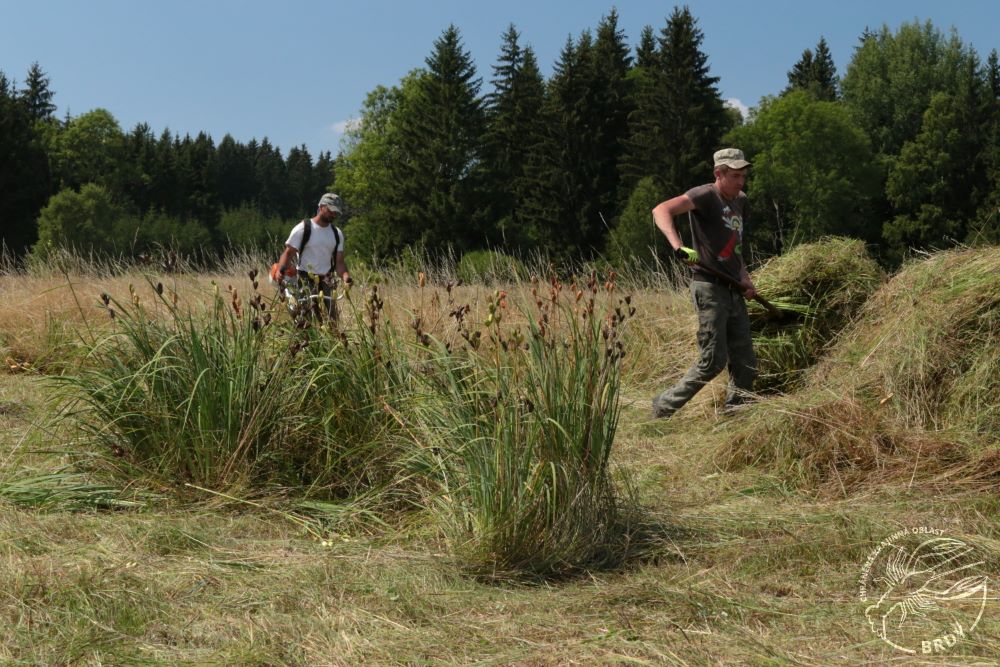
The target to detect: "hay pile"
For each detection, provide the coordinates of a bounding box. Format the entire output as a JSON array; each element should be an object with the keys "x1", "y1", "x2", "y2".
[
  {"x1": 748, "y1": 237, "x2": 884, "y2": 392},
  {"x1": 724, "y1": 246, "x2": 1000, "y2": 492},
  {"x1": 815, "y1": 246, "x2": 1000, "y2": 439}
]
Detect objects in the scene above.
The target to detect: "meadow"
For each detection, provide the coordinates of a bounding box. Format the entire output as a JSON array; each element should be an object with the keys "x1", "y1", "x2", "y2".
[{"x1": 2, "y1": 241, "x2": 999, "y2": 666}]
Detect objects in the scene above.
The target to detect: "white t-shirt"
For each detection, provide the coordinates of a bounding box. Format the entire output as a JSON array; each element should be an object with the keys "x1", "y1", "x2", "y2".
[{"x1": 285, "y1": 220, "x2": 345, "y2": 275}]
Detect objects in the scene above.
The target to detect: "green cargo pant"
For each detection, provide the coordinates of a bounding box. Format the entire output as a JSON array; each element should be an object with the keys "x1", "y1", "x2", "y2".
[{"x1": 652, "y1": 280, "x2": 757, "y2": 418}]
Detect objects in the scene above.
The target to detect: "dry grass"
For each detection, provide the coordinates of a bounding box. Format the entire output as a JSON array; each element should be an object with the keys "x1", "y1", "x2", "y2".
[
  {"x1": 722, "y1": 246, "x2": 1000, "y2": 496},
  {"x1": 749, "y1": 237, "x2": 885, "y2": 392},
  {"x1": 3, "y1": 248, "x2": 1000, "y2": 664},
  {"x1": 5, "y1": 383, "x2": 1000, "y2": 665}
]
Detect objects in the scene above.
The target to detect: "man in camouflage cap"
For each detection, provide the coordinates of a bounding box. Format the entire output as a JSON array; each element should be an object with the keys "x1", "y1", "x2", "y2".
[
  {"x1": 272, "y1": 193, "x2": 351, "y2": 319},
  {"x1": 650, "y1": 148, "x2": 758, "y2": 418}
]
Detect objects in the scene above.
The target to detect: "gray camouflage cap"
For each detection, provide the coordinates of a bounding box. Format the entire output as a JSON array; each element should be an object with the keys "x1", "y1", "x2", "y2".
[
  {"x1": 318, "y1": 193, "x2": 343, "y2": 214},
  {"x1": 713, "y1": 148, "x2": 751, "y2": 169}
]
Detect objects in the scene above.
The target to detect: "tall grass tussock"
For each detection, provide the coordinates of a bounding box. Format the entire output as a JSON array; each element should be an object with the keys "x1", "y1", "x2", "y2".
[
  {"x1": 54, "y1": 277, "x2": 304, "y2": 489},
  {"x1": 407, "y1": 274, "x2": 638, "y2": 578},
  {"x1": 45, "y1": 262, "x2": 640, "y2": 577}
]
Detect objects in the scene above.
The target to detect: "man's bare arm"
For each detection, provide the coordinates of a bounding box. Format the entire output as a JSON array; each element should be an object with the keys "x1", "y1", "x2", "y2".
[
  {"x1": 652, "y1": 194, "x2": 695, "y2": 251},
  {"x1": 334, "y1": 251, "x2": 350, "y2": 283}
]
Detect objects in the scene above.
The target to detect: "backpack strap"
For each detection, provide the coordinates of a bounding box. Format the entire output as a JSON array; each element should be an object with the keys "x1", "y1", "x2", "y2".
[
  {"x1": 297, "y1": 219, "x2": 312, "y2": 254},
  {"x1": 330, "y1": 227, "x2": 341, "y2": 270}
]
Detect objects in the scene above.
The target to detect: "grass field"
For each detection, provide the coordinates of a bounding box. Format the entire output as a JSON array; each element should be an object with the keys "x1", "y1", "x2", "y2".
[{"x1": 2, "y1": 246, "x2": 999, "y2": 665}]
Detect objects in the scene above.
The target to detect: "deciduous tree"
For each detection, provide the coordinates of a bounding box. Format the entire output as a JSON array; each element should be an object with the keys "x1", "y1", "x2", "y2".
[{"x1": 726, "y1": 91, "x2": 879, "y2": 252}]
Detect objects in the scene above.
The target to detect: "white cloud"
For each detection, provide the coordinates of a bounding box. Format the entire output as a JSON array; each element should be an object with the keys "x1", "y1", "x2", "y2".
[
  {"x1": 330, "y1": 118, "x2": 360, "y2": 135},
  {"x1": 725, "y1": 98, "x2": 750, "y2": 121}
]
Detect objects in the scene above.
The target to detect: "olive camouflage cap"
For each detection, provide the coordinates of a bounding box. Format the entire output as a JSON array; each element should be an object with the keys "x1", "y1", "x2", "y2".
[
  {"x1": 713, "y1": 148, "x2": 751, "y2": 169},
  {"x1": 318, "y1": 193, "x2": 343, "y2": 214}
]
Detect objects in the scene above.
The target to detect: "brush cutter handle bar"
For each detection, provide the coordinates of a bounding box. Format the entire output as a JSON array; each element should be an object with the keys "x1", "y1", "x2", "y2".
[{"x1": 673, "y1": 248, "x2": 783, "y2": 319}]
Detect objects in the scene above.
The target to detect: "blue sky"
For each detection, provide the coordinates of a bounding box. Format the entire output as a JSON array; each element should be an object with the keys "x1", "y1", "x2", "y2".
[{"x1": 2, "y1": 1, "x2": 998, "y2": 158}]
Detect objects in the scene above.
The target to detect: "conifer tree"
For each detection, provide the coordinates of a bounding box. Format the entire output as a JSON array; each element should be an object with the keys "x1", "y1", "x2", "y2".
[
  {"x1": 786, "y1": 37, "x2": 838, "y2": 100},
  {"x1": 976, "y1": 49, "x2": 1000, "y2": 243},
  {"x1": 635, "y1": 25, "x2": 657, "y2": 68},
  {"x1": 175, "y1": 131, "x2": 220, "y2": 227},
  {"x1": 286, "y1": 144, "x2": 316, "y2": 215},
  {"x1": 395, "y1": 25, "x2": 486, "y2": 252},
  {"x1": 987, "y1": 49, "x2": 1000, "y2": 98},
  {"x1": 150, "y1": 129, "x2": 179, "y2": 216},
  {"x1": 659, "y1": 7, "x2": 730, "y2": 191},
  {"x1": 786, "y1": 49, "x2": 816, "y2": 92},
  {"x1": 215, "y1": 134, "x2": 255, "y2": 210},
  {"x1": 620, "y1": 30, "x2": 663, "y2": 194},
  {"x1": 812, "y1": 38, "x2": 839, "y2": 100},
  {"x1": 591, "y1": 8, "x2": 634, "y2": 219},
  {"x1": 0, "y1": 68, "x2": 51, "y2": 251},
  {"x1": 483, "y1": 24, "x2": 547, "y2": 249},
  {"x1": 253, "y1": 138, "x2": 290, "y2": 217},
  {"x1": 520, "y1": 34, "x2": 590, "y2": 256},
  {"x1": 314, "y1": 151, "x2": 335, "y2": 194},
  {"x1": 521, "y1": 12, "x2": 633, "y2": 258},
  {"x1": 119, "y1": 122, "x2": 157, "y2": 212},
  {"x1": 622, "y1": 7, "x2": 729, "y2": 194},
  {"x1": 21, "y1": 62, "x2": 56, "y2": 121}
]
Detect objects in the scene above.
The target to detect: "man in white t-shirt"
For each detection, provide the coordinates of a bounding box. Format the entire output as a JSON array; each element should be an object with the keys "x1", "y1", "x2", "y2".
[{"x1": 271, "y1": 193, "x2": 351, "y2": 317}]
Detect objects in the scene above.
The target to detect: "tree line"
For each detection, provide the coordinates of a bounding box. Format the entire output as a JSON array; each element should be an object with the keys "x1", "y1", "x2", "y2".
[
  {"x1": 0, "y1": 64, "x2": 334, "y2": 256},
  {"x1": 2, "y1": 8, "x2": 999, "y2": 266}
]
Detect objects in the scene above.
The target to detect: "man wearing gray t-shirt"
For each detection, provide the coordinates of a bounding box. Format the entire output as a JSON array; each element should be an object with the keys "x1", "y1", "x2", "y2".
[{"x1": 651, "y1": 148, "x2": 758, "y2": 419}]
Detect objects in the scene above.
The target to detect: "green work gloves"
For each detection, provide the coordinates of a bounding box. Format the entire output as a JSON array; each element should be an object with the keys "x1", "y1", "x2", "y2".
[{"x1": 677, "y1": 246, "x2": 699, "y2": 264}]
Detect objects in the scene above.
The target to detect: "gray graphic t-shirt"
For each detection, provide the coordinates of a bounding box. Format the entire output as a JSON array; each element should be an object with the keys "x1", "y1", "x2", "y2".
[{"x1": 684, "y1": 183, "x2": 749, "y2": 285}]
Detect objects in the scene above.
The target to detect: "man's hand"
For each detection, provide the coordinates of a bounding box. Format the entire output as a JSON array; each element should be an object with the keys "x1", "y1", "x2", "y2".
[
  {"x1": 677, "y1": 246, "x2": 699, "y2": 264},
  {"x1": 270, "y1": 263, "x2": 296, "y2": 283},
  {"x1": 741, "y1": 282, "x2": 757, "y2": 300}
]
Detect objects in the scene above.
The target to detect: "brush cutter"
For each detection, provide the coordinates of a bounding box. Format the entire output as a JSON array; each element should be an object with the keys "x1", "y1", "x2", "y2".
[
  {"x1": 269, "y1": 267, "x2": 344, "y2": 320},
  {"x1": 674, "y1": 248, "x2": 785, "y2": 320}
]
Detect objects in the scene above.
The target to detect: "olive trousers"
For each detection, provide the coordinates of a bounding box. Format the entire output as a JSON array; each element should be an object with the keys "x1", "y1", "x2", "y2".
[{"x1": 652, "y1": 280, "x2": 757, "y2": 418}]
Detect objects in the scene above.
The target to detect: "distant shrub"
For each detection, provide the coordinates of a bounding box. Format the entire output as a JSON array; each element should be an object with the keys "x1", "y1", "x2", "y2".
[
  {"x1": 217, "y1": 204, "x2": 289, "y2": 249},
  {"x1": 35, "y1": 184, "x2": 123, "y2": 255},
  {"x1": 456, "y1": 250, "x2": 526, "y2": 284}
]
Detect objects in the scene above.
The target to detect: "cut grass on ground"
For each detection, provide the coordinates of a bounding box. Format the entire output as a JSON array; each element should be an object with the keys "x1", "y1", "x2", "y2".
[
  {"x1": 3, "y1": 248, "x2": 1000, "y2": 665},
  {"x1": 4, "y1": 371, "x2": 1000, "y2": 664}
]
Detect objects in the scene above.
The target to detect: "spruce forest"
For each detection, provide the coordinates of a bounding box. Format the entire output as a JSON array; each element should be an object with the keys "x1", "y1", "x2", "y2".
[{"x1": 3, "y1": 8, "x2": 998, "y2": 267}]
